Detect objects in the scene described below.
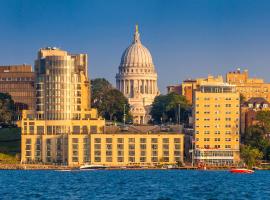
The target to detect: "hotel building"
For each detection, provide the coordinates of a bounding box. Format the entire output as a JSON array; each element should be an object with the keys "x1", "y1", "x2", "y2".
[
  {"x1": 20, "y1": 47, "x2": 105, "y2": 166},
  {"x1": 193, "y1": 77, "x2": 240, "y2": 166},
  {"x1": 0, "y1": 65, "x2": 35, "y2": 119}
]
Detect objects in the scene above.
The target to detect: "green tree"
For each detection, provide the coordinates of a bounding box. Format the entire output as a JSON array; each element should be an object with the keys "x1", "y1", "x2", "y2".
[
  {"x1": 242, "y1": 125, "x2": 270, "y2": 160},
  {"x1": 0, "y1": 93, "x2": 15, "y2": 124},
  {"x1": 150, "y1": 92, "x2": 190, "y2": 124},
  {"x1": 91, "y1": 78, "x2": 130, "y2": 122},
  {"x1": 256, "y1": 110, "x2": 270, "y2": 132},
  {"x1": 91, "y1": 78, "x2": 113, "y2": 110},
  {"x1": 240, "y1": 145, "x2": 263, "y2": 168},
  {"x1": 101, "y1": 89, "x2": 130, "y2": 121}
]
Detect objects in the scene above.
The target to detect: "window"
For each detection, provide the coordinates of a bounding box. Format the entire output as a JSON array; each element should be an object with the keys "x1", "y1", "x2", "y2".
[
  {"x1": 174, "y1": 138, "x2": 180, "y2": 143},
  {"x1": 151, "y1": 138, "x2": 158, "y2": 143},
  {"x1": 47, "y1": 126, "x2": 53, "y2": 134},
  {"x1": 140, "y1": 144, "x2": 146, "y2": 149},
  {"x1": 129, "y1": 138, "x2": 135, "y2": 143},
  {"x1": 117, "y1": 138, "x2": 124, "y2": 143},
  {"x1": 106, "y1": 138, "x2": 112, "y2": 143},
  {"x1": 73, "y1": 126, "x2": 80, "y2": 134},
  {"x1": 94, "y1": 138, "x2": 101, "y2": 143},
  {"x1": 29, "y1": 126, "x2": 34, "y2": 134},
  {"x1": 82, "y1": 126, "x2": 88, "y2": 134},
  {"x1": 37, "y1": 126, "x2": 44, "y2": 134},
  {"x1": 26, "y1": 139, "x2": 31, "y2": 144},
  {"x1": 140, "y1": 138, "x2": 146, "y2": 143},
  {"x1": 163, "y1": 138, "x2": 169, "y2": 143},
  {"x1": 95, "y1": 157, "x2": 101, "y2": 162},
  {"x1": 90, "y1": 126, "x2": 97, "y2": 133}
]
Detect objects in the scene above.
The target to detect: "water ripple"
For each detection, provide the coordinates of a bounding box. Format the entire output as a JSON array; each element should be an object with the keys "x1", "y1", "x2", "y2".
[{"x1": 0, "y1": 170, "x2": 269, "y2": 200}]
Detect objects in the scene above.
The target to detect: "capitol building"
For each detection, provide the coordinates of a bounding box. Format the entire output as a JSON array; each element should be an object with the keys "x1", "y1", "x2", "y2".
[{"x1": 116, "y1": 25, "x2": 159, "y2": 124}]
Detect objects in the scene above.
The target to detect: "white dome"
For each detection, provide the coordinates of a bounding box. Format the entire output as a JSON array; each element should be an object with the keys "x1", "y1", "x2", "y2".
[
  {"x1": 120, "y1": 25, "x2": 154, "y2": 68},
  {"x1": 115, "y1": 25, "x2": 159, "y2": 124}
]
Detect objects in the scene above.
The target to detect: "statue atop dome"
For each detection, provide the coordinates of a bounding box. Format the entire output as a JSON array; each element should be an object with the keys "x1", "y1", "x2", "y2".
[{"x1": 133, "y1": 24, "x2": 141, "y2": 44}]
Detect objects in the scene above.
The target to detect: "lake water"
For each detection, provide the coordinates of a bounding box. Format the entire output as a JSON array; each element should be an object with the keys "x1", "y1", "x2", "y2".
[{"x1": 0, "y1": 170, "x2": 269, "y2": 200}]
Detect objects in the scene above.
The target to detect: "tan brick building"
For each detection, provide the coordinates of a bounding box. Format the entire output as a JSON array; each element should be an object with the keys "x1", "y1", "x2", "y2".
[
  {"x1": 0, "y1": 65, "x2": 35, "y2": 119},
  {"x1": 226, "y1": 68, "x2": 270, "y2": 102}
]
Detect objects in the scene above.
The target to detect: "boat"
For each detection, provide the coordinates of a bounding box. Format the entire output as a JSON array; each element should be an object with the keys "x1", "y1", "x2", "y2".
[
  {"x1": 54, "y1": 169, "x2": 73, "y2": 172},
  {"x1": 79, "y1": 164, "x2": 107, "y2": 170},
  {"x1": 230, "y1": 168, "x2": 254, "y2": 174}
]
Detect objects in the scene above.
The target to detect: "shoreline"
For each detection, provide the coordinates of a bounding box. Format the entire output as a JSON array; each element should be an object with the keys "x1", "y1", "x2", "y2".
[{"x1": 1, "y1": 164, "x2": 267, "y2": 171}]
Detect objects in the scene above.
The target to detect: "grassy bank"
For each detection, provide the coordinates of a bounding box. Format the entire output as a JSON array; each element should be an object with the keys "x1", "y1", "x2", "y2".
[{"x1": 0, "y1": 128, "x2": 20, "y2": 164}]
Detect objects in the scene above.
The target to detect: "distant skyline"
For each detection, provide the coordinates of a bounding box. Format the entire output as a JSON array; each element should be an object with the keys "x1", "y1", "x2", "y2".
[{"x1": 1, "y1": 0, "x2": 270, "y2": 93}]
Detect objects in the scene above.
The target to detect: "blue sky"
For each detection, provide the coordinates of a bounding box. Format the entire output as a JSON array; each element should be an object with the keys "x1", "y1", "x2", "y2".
[{"x1": 1, "y1": 0, "x2": 270, "y2": 93}]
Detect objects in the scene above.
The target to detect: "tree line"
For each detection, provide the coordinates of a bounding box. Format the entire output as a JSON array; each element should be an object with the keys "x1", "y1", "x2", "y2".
[
  {"x1": 241, "y1": 111, "x2": 270, "y2": 167},
  {"x1": 91, "y1": 78, "x2": 191, "y2": 124}
]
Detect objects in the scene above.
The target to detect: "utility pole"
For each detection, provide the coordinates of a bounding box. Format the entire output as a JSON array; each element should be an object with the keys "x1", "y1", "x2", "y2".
[
  {"x1": 178, "y1": 103, "x2": 181, "y2": 124},
  {"x1": 191, "y1": 139, "x2": 194, "y2": 167},
  {"x1": 123, "y1": 104, "x2": 126, "y2": 126}
]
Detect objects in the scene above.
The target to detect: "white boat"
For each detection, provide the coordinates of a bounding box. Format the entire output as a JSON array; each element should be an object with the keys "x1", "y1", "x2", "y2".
[{"x1": 80, "y1": 164, "x2": 107, "y2": 170}]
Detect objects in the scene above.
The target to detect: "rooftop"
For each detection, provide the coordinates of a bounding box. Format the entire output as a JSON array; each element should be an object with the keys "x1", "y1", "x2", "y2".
[{"x1": 104, "y1": 125, "x2": 183, "y2": 134}]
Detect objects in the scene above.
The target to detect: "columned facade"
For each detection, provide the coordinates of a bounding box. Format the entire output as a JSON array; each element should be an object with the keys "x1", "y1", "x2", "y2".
[{"x1": 116, "y1": 25, "x2": 159, "y2": 124}]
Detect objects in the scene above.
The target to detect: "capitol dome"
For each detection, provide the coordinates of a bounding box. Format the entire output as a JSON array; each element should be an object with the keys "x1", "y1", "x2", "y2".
[
  {"x1": 120, "y1": 25, "x2": 154, "y2": 68},
  {"x1": 116, "y1": 25, "x2": 159, "y2": 124}
]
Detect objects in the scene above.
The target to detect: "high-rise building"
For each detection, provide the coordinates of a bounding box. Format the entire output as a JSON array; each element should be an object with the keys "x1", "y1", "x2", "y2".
[
  {"x1": 0, "y1": 65, "x2": 35, "y2": 119},
  {"x1": 116, "y1": 25, "x2": 159, "y2": 124},
  {"x1": 34, "y1": 47, "x2": 90, "y2": 120},
  {"x1": 20, "y1": 47, "x2": 105, "y2": 166},
  {"x1": 193, "y1": 77, "x2": 240, "y2": 166},
  {"x1": 226, "y1": 68, "x2": 270, "y2": 102}
]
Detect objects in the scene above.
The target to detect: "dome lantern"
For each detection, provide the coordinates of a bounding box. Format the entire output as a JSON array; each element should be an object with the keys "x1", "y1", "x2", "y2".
[{"x1": 120, "y1": 25, "x2": 154, "y2": 68}]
